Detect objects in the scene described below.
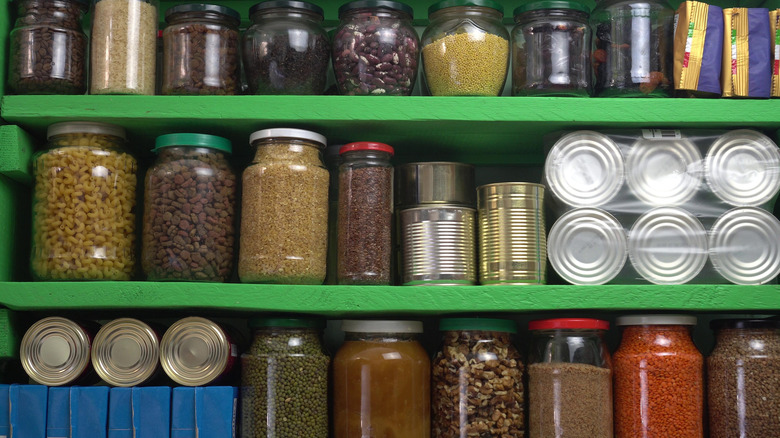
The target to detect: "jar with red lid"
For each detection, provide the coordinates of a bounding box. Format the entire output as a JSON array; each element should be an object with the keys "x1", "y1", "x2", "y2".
[{"x1": 528, "y1": 318, "x2": 612, "y2": 438}]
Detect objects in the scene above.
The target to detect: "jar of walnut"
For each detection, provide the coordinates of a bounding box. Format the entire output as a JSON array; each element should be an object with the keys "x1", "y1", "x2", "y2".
[{"x1": 432, "y1": 318, "x2": 525, "y2": 438}]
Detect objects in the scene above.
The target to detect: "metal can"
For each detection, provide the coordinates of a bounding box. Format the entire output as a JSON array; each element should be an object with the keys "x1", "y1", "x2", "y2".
[
  {"x1": 705, "y1": 130, "x2": 780, "y2": 207},
  {"x1": 547, "y1": 208, "x2": 627, "y2": 285},
  {"x1": 20, "y1": 317, "x2": 97, "y2": 386},
  {"x1": 160, "y1": 317, "x2": 238, "y2": 386},
  {"x1": 399, "y1": 205, "x2": 476, "y2": 285},
  {"x1": 544, "y1": 131, "x2": 625, "y2": 207},
  {"x1": 396, "y1": 162, "x2": 475, "y2": 208},
  {"x1": 709, "y1": 207, "x2": 780, "y2": 284},
  {"x1": 477, "y1": 182, "x2": 546, "y2": 285},
  {"x1": 626, "y1": 137, "x2": 702, "y2": 206},
  {"x1": 628, "y1": 207, "x2": 708, "y2": 284},
  {"x1": 92, "y1": 318, "x2": 160, "y2": 387}
]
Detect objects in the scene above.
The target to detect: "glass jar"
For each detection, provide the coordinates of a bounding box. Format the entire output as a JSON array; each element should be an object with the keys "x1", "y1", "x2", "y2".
[
  {"x1": 334, "y1": 320, "x2": 430, "y2": 438},
  {"x1": 528, "y1": 318, "x2": 612, "y2": 438},
  {"x1": 162, "y1": 4, "x2": 240, "y2": 95},
  {"x1": 422, "y1": 0, "x2": 509, "y2": 96},
  {"x1": 90, "y1": 0, "x2": 158, "y2": 95},
  {"x1": 238, "y1": 128, "x2": 329, "y2": 284},
  {"x1": 432, "y1": 318, "x2": 525, "y2": 437},
  {"x1": 338, "y1": 142, "x2": 394, "y2": 285},
  {"x1": 141, "y1": 134, "x2": 237, "y2": 282},
  {"x1": 591, "y1": 0, "x2": 673, "y2": 97},
  {"x1": 512, "y1": 2, "x2": 591, "y2": 96},
  {"x1": 708, "y1": 319, "x2": 780, "y2": 438},
  {"x1": 240, "y1": 318, "x2": 329, "y2": 438},
  {"x1": 8, "y1": 0, "x2": 88, "y2": 94},
  {"x1": 333, "y1": 1, "x2": 419, "y2": 95},
  {"x1": 243, "y1": 1, "x2": 330, "y2": 95},
  {"x1": 613, "y1": 315, "x2": 703, "y2": 437},
  {"x1": 31, "y1": 122, "x2": 137, "y2": 281}
]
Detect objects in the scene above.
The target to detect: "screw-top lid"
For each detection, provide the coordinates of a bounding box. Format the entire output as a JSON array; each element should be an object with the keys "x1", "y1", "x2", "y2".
[
  {"x1": 339, "y1": 0, "x2": 413, "y2": 17},
  {"x1": 529, "y1": 318, "x2": 609, "y2": 330},
  {"x1": 248, "y1": 318, "x2": 323, "y2": 329},
  {"x1": 616, "y1": 314, "x2": 697, "y2": 326},
  {"x1": 249, "y1": 128, "x2": 327, "y2": 148},
  {"x1": 340, "y1": 142, "x2": 395, "y2": 156},
  {"x1": 249, "y1": 0, "x2": 323, "y2": 17},
  {"x1": 165, "y1": 3, "x2": 241, "y2": 22},
  {"x1": 154, "y1": 133, "x2": 232, "y2": 154},
  {"x1": 514, "y1": 1, "x2": 589, "y2": 15},
  {"x1": 47, "y1": 121, "x2": 126, "y2": 140},
  {"x1": 710, "y1": 318, "x2": 780, "y2": 330},
  {"x1": 440, "y1": 318, "x2": 517, "y2": 333},
  {"x1": 342, "y1": 320, "x2": 423, "y2": 333},
  {"x1": 429, "y1": 0, "x2": 503, "y2": 15}
]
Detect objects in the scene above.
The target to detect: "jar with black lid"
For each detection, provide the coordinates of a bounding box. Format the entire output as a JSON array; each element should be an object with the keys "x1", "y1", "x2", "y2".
[
  {"x1": 243, "y1": 0, "x2": 330, "y2": 95},
  {"x1": 162, "y1": 4, "x2": 241, "y2": 95}
]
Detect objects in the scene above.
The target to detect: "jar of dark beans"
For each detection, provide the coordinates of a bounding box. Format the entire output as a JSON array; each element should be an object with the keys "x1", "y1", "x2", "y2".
[
  {"x1": 8, "y1": 0, "x2": 88, "y2": 94},
  {"x1": 512, "y1": 1, "x2": 591, "y2": 96},
  {"x1": 141, "y1": 133, "x2": 237, "y2": 282},
  {"x1": 333, "y1": 0, "x2": 420, "y2": 95},
  {"x1": 591, "y1": 0, "x2": 673, "y2": 97},
  {"x1": 162, "y1": 4, "x2": 241, "y2": 95},
  {"x1": 337, "y1": 142, "x2": 394, "y2": 285},
  {"x1": 243, "y1": 1, "x2": 330, "y2": 95}
]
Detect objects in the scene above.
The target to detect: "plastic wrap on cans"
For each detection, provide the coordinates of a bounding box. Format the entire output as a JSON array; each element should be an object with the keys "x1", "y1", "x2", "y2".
[
  {"x1": 709, "y1": 207, "x2": 780, "y2": 284},
  {"x1": 20, "y1": 316, "x2": 97, "y2": 386},
  {"x1": 160, "y1": 317, "x2": 238, "y2": 386},
  {"x1": 722, "y1": 8, "x2": 772, "y2": 98},
  {"x1": 477, "y1": 183, "x2": 546, "y2": 285},
  {"x1": 626, "y1": 137, "x2": 702, "y2": 206},
  {"x1": 92, "y1": 318, "x2": 160, "y2": 387}
]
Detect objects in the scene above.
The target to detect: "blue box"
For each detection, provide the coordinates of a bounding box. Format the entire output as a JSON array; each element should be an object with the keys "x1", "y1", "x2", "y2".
[
  {"x1": 71, "y1": 387, "x2": 108, "y2": 438},
  {"x1": 195, "y1": 387, "x2": 237, "y2": 438},
  {"x1": 132, "y1": 387, "x2": 171, "y2": 438},
  {"x1": 10, "y1": 385, "x2": 47, "y2": 438},
  {"x1": 170, "y1": 388, "x2": 195, "y2": 438},
  {"x1": 0, "y1": 385, "x2": 10, "y2": 438},
  {"x1": 108, "y1": 388, "x2": 132, "y2": 438},
  {"x1": 46, "y1": 387, "x2": 70, "y2": 438}
]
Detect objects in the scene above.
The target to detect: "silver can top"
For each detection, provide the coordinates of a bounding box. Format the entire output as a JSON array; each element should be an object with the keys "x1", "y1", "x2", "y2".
[
  {"x1": 20, "y1": 317, "x2": 92, "y2": 386},
  {"x1": 92, "y1": 318, "x2": 160, "y2": 387},
  {"x1": 396, "y1": 162, "x2": 475, "y2": 208},
  {"x1": 160, "y1": 317, "x2": 234, "y2": 387},
  {"x1": 709, "y1": 207, "x2": 780, "y2": 284},
  {"x1": 626, "y1": 137, "x2": 702, "y2": 206}
]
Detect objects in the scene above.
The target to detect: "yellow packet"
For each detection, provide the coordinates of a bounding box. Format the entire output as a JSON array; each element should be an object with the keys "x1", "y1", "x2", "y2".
[
  {"x1": 772, "y1": 10, "x2": 780, "y2": 97},
  {"x1": 723, "y1": 8, "x2": 772, "y2": 98},
  {"x1": 674, "y1": 1, "x2": 723, "y2": 96}
]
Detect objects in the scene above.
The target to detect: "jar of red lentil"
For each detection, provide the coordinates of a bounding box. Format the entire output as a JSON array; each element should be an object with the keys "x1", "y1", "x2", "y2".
[
  {"x1": 613, "y1": 315, "x2": 704, "y2": 438},
  {"x1": 528, "y1": 318, "x2": 612, "y2": 438}
]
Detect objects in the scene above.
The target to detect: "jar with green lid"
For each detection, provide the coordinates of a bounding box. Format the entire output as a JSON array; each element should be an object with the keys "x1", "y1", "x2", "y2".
[
  {"x1": 422, "y1": 0, "x2": 510, "y2": 96},
  {"x1": 31, "y1": 122, "x2": 137, "y2": 281},
  {"x1": 432, "y1": 318, "x2": 525, "y2": 437},
  {"x1": 240, "y1": 318, "x2": 330, "y2": 437},
  {"x1": 141, "y1": 133, "x2": 237, "y2": 282}
]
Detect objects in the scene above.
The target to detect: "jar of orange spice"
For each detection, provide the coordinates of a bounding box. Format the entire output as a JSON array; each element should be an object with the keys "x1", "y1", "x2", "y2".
[{"x1": 613, "y1": 315, "x2": 704, "y2": 438}]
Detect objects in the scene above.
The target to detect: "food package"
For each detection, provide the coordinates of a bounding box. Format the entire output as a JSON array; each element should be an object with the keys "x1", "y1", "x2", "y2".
[
  {"x1": 722, "y1": 8, "x2": 772, "y2": 97},
  {"x1": 674, "y1": 1, "x2": 724, "y2": 96}
]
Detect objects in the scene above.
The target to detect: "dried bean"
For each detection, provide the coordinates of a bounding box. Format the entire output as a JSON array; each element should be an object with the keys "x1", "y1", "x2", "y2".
[{"x1": 244, "y1": 31, "x2": 330, "y2": 95}]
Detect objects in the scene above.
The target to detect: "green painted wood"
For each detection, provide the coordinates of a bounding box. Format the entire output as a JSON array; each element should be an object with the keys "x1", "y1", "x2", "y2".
[
  {"x1": 0, "y1": 176, "x2": 23, "y2": 283},
  {"x1": 0, "y1": 309, "x2": 19, "y2": 360},
  {"x1": 0, "y1": 125, "x2": 34, "y2": 184}
]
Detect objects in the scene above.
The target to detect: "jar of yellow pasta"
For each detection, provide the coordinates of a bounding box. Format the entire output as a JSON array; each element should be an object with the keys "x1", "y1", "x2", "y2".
[{"x1": 31, "y1": 121, "x2": 138, "y2": 280}]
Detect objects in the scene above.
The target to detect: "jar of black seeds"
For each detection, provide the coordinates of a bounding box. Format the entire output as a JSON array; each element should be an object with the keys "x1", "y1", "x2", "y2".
[{"x1": 240, "y1": 318, "x2": 329, "y2": 438}]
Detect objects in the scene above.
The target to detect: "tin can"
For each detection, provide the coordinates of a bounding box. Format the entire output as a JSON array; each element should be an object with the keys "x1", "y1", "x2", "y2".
[
  {"x1": 547, "y1": 208, "x2": 627, "y2": 285},
  {"x1": 160, "y1": 317, "x2": 238, "y2": 386},
  {"x1": 478, "y1": 182, "x2": 546, "y2": 285},
  {"x1": 709, "y1": 207, "x2": 780, "y2": 284},
  {"x1": 396, "y1": 162, "x2": 475, "y2": 208},
  {"x1": 399, "y1": 205, "x2": 476, "y2": 285},
  {"x1": 705, "y1": 130, "x2": 780, "y2": 207},
  {"x1": 20, "y1": 317, "x2": 97, "y2": 386},
  {"x1": 544, "y1": 131, "x2": 625, "y2": 208},
  {"x1": 628, "y1": 207, "x2": 708, "y2": 284},
  {"x1": 626, "y1": 137, "x2": 702, "y2": 206},
  {"x1": 92, "y1": 318, "x2": 160, "y2": 387}
]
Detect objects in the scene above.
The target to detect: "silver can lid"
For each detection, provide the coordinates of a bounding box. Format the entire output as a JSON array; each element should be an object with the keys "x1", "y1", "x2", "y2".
[
  {"x1": 545, "y1": 131, "x2": 624, "y2": 207},
  {"x1": 705, "y1": 130, "x2": 780, "y2": 206},
  {"x1": 616, "y1": 314, "x2": 697, "y2": 326},
  {"x1": 160, "y1": 317, "x2": 233, "y2": 387},
  {"x1": 20, "y1": 317, "x2": 92, "y2": 386},
  {"x1": 709, "y1": 207, "x2": 780, "y2": 284},
  {"x1": 628, "y1": 207, "x2": 708, "y2": 285},
  {"x1": 396, "y1": 162, "x2": 476, "y2": 208},
  {"x1": 92, "y1": 318, "x2": 160, "y2": 387},
  {"x1": 626, "y1": 138, "x2": 702, "y2": 206},
  {"x1": 547, "y1": 208, "x2": 627, "y2": 285}
]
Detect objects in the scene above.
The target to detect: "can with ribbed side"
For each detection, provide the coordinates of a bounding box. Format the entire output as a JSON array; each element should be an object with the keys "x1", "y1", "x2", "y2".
[
  {"x1": 709, "y1": 207, "x2": 780, "y2": 284},
  {"x1": 20, "y1": 317, "x2": 98, "y2": 386},
  {"x1": 547, "y1": 208, "x2": 627, "y2": 285},
  {"x1": 628, "y1": 207, "x2": 708, "y2": 284},
  {"x1": 626, "y1": 137, "x2": 702, "y2": 207},
  {"x1": 478, "y1": 182, "x2": 546, "y2": 285},
  {"x1": 160, "y1": 317, "x2": 238, "y2": 386},
  {"x1": 92, "y1": 318, "x2": 161, "y2": 387}
]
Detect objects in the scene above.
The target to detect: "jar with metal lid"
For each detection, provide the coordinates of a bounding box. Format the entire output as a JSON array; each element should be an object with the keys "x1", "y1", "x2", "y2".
[
  {"x1": 528, "y1": 318, "x2": 612, "y2": 438},
  {"x1": 591, "y1": 0, "x2": 673, "y2": 96},
  {"x1": 31, "y1": 122, "x2": 137, "y2": 281},
  {"x1": 613, "y1": 315, "x2": 703, "y2": 437},
  {"x1": 160, "y1": 317, "x2": 239, "y2": 387},
  {"x1": 238, "y1": 128, "x2": 329, "y2": 284},
  {"x1": 20, "y1": 317, "x2": 100, "y2": 386},
  {"x1": 512, "y1": 1, "x2": 591, "y2": 96},
  {"x1": 7, "y1": 0, "x2": 88, "y2": 94},
  {"x1": 142, "y1": 133, "x2": 236, "y2": 282},
  {"x1": 91, "y1": 318, "x2": 161, "y2": 387},
  {"x1": 162, "y1": 4, "x2": 240, "y2": 95},
  {"x1": 432, "y1": 318, "x2": 525, "y2": 437},
  {"x1": 422, "y1": 0, "x2": 509, "y2": 96},
  {"x1": 333, "y1": 0, "x2": 419, "y2": 95},
  {"x1": 708, "y1": 318, "x2": 780, "y2": 438},
  {"x1": 334, "y1": 320, "x2": 430, "y2": 438},
  {"x1": 338, "y1": 142, "x2": 394, "y2": 285},
  {"x1": 243, "y1": 0, "x2": 329, "y2": 95},
  {"x1": 240, "y1": 318, "x2": 329, "y2": 437},
  {"x1": 90, "y1": 0, "x2": 158, "y2": 95}
]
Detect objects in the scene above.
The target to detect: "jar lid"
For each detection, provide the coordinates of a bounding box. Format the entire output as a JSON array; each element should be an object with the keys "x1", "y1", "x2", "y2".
[
  {"x1": 47, "y1": 121, "x2": 126, "y2": 141},
  {"x1": 154, "y1": 133, "x2": 232, "y2": 154},
  {"x1": 528, "y1": 318, "x2": 609, "y2": 330},
  {"x1": 165, "y1": 3, "x2": 241, "y2": 22},
  {"x1": 514, "y1": 1, "x2": 590, "y2": 15},
  {"x1": 249, "y1": 128, "x2": 327, "y2": 148},
  {"x1": 248, "y1": 318, "x2": 323, "y2": 329},
  {"x1": 440, "y1": 318, "x2": 517, "y2": 333},
  {"x1": 710, "y1": 318, "x2": 780, "y2": 330},
  {"x1": 339, "y1": 0, "x2": 414, "y2": 18},
  {"x1": 341, "y1": 320, "x2": 423, "y2": 333},
  {"x1": 340, "y1": 142, "x2": 395, "y2": 156},
  {"x1": 428, "y1": 0, "x2": 504, "y2": 15},
  {"x1": 249, "y1": 0, "x2": 323, "y2": 17},
  {"x1": 616, "y1": 314, "x2": 697, "y2": 326}
]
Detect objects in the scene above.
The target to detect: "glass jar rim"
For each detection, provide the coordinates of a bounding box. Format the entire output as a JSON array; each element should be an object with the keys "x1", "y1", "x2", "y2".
[
  {"x1": 340, "y1": 141, "x2": 394, "y2": 156},
  {"x1": 154, "y1": 133, "x2": 232, "y2": 154},
  {"x1": 47, "y1": 121, "x2": 126, "y2": 140},
  {"x1": 339, "y1": 0, "x2": 413, "y2": 18},
  {"x1": 165, "y1": 3, "x2": 241, "y2": 22},
  {"x1": 428, "y1": 0, "x2": 504, "y2": 16},
  {"x1": 710, "y1": 318, "x2": 780, "y2": 330},
  {"x1": 514, "y1": 0, "x2": 589, "y2": 16},
  {"x1": 529, "y1": 318, "x2": 609, "y2": 331},
  {"x1": 249, "y1": 0, "x2": 323, "y2": 18},
  {"x1": 249, "y1": 128, "x2": 327, "y2": 148},
  {"x1": 342, "y1": 320, "x2": 423, "y2": 333},
  {"x1": 616, "y1": 314, "x2": 697, "y2": 326},
  {"x1": 440, "y1": 317, "x2": 517, "y2": 333}
]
